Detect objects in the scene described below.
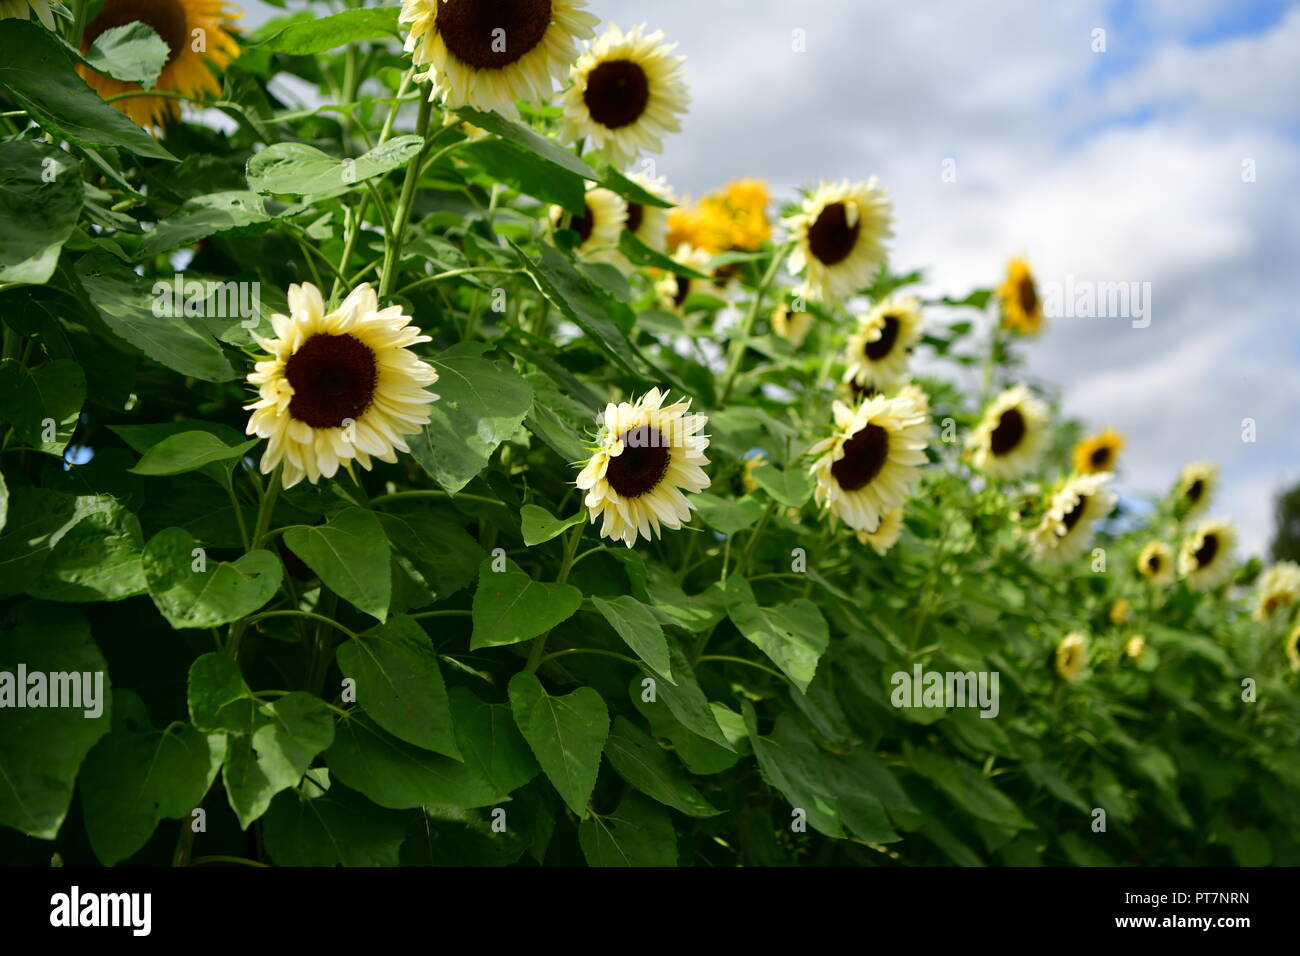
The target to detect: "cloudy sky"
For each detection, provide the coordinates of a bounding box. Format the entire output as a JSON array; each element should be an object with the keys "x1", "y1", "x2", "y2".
[{"x1": 246, "y1": 0, "x2": 1300, "y2": 554}]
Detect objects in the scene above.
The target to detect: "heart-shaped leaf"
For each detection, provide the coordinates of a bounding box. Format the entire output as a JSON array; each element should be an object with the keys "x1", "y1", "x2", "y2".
[
  {"x1": 470, "y1": 558, "x2": 582, "y2": 649},
  {"x1": 143, "y1": 527, "x2": 281, "y2": 629}
]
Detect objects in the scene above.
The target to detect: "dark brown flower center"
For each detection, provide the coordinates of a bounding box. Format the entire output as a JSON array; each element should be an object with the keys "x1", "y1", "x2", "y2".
[
  {"x1": 1017, "y1": 274, "x2": 1038, "y2": 315},
  {"x1": 84, "y1": 0, "x2": 191, "y2": 68},
  {"x1": 583, "y1": 59, "x2": 650, "y2": 129},
  {"x1": 864, "y1": 315, "x2": 900, "y2": 361},
  {"x1": 1089, "y1": 445, "x2": 1112, "y2": 469},
  {"x1": 626, "y1": 202, "x2": 644, "y2": 234},
  {"x1": 285, "y1": 333, "x2": 378, "y2": 429},
  {"x1": 807, "y1": 202, "x2": 859, "y2": 266},
  {"x1": 1194, "y1": 533, "x2": 1219, "y2": 569},
  {"x1": 1186, "y1": 478, "x2": 1204, "y2": 504},
  {"x1": 673, "y1": 276, "x2": 691, "y2": 307},
  {"x1": 437, "y1": 0, "x2": 552, "y2": 71},
  {"x1": 606, "y1": 426, "x2": 671, "y2": 498},
  {"x1": 831, "y1": 424, "x2": 889, "y2": 492},
  {"x1": 1147, "y1": 553, "x2": 1162, "y2": 574},
  {"x1": 989, "y1": 407, "x2": 1026, "y2": 456},
  {"x1": 1060, "y1": 495, "x2": 1088, "y2": 534},
  {"x1": 570, "y1": 200, "x2": 595, "y2": 243}
]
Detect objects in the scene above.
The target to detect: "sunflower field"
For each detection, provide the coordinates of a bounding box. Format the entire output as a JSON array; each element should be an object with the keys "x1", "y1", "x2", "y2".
[{"x1": 1, "y1": 0, "x2": 1299, "y2": 871}]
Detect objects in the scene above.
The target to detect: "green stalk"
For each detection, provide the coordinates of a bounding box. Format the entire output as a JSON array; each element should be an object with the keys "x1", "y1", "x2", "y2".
[
  {"x1": 720, "y1": 242, "x2": 794, "y2": 402},
  {"x1": 378, "y1": 96, "x2": 434, "y2": 299},
  {"x1": 525, "y1": 522, "x2": 585, "y2": 671}
]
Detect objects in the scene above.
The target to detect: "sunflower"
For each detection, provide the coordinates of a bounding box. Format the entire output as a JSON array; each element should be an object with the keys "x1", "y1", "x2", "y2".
[
  {"x1": 809, "y1": 394, "x2": 930, "y2": 533},
  {"x1": 1174, "y1": 462, "x2": 1217, "y2": 520},
  {"x1": 1253, "y1": 561, "x2": 1300, "y2": 622},
  {"x1": 244, "y1": 283, "x2": 439, "y2": 490},
  {"x1": 0, "y1": 0, "x2": 55, "y2": 29},
  {"x1": 855, "y1": 507, "x2": 904, "y2": 556},
  {"x1": 785, "y1": 179, "x2": 893, "y2": 302},
  {"x1": 1137, "y1": 541, "x2": 1175, "y2": 586},
  {"x1": 1055, "y1": 633, "x2": 1089, "y2": 681},
  {"x1": 1028, "y1": 473, "x2": 1116, "y2": 566},
  {"x1": 771, "y1": 303, "x2": 813, "y2": 347},
  {"x1": 1287, "y1": 624, "x2": 1300, "y2": 672},
  {"x1": 998, "y1": 256, "x2": 1044, "y2": 336},
  {"x1": 700, "y1": 179, "x2": 772, "y2": 253},
  {"x1": 576, "y1": 388, "x2": 710, "y2": 547},
  {"x1": 80, "y1": 0, "x2": 242, "y2": 129},
  {"x1": 1072, "y1": 428, "x2": 1125, "y2": 475},
  {"x1": 551, "y1": 184, "x2": 626, "y2": 263},
  {"x1": 1125, "y1": 634, "x2": 1147, "y2": 663},
  {"x1": 1177, "y1": 518, "x2": 1237, "y2": 591},
  {"x1": 561, "y1": 22, "x2": 689, "y2": 168},
  {"x1": 1110, "y1": 598, "x2": 1131, "y2": 626},
  {"x1": 895, "y1": 383, "x2": 931, "y2": 418},
  {"x1": 621, "y1": 170, "x2": 674, "y2": 253},
  {"x1": 655, "y1": 244, "x2": 713, "y2": 313},
  {"x1": 401, "y1": 0, "x2": 598, "y2": 117},
  {"x1": 969, "y1": 384, "x2": 1050, "y2": 480},
  {"x1": 842, "y1": 296, "x2": 924, "y2": 394}
]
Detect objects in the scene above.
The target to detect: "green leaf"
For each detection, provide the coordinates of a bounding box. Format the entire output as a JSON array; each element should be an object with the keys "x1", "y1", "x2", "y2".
[
  {"x1": 578, "y1": 790, "x2": 677, "y2": 866},
  {"x1": 79, "y1": 692, "x2": 224, "y2": 866},
  {"x1": 28, "y1": 497, "x2": 147, "y2": 602},
  {"x1": 644, "y1": 639, "x2": 734, "y2": 751},
  {"x1": 591, "y1": 594, "x2": 673, "y2": 681},
  {"x1": 906, "y1": 745, "x2": 1031, "y2": 830},
  {"x1": 724, "y1": 576, "x2": 829, "y2": 693},
  {"x1": 0, "y1": 487, "x2": 81, "y2": 598},
  {"x1": 601, "y1": 166, "x2": 673, "y2": 209},
  {"x1": 283, "y1": 507, "x2": 391, "y2": 622},
  {"x1": 460, "y1": 138, "x2": 586, "y2": 214},
  {"x1": 519, "y1": 503, "x2": 585, "y2": 547},
  {"x1": 0, "y1": 471, "x2": 7, "y2": 534},
  {"x1": 375, "y1": 510, "x2": 485, "y2": 600},
  {"x1": 0, "y1": 358, "x2": 85, "y2": 455},
  {"x1": 336, "y1": 616, "x2": 460, "y2": 759},
  {"x1": 605, "y1": 717, "x2": 719, "y2": 817},
  {"x1": 246, "y1": 136, "x2": 424, "y2": 199},
  {"x1": 508, "y1": 671, "x2": 608, "y2": 817},
  {"x1": 0, "y1": 602, "x2": 112, "y2": 839},
  {"x1": 447, "y1": 686, "x2": 539, "y2": 795},
  {"x1": 457, "y1": 106, "x2": 597, "y2": 182},
  {"x1": 408, "y1": 344, "x2": 533, "y2": 495},
  {"x1": 83, "y1": 22, "x2": 169, "y2": 88},
  {"x1": 0, "y1": 20, "x2": 175, "y2": 161},
  {"x1": 748, "y1": 461, "x2": 815, "y2": 507},
  {"x1": 221, "y1": 693, "x2": 335, "y2": 829},
  {"x1": 693, "y1": 492, "x2": 766, "y2": 535},
  {"x1": 143, "y1": 527, "x2": 281, "y2": 629},
  {"x1": 470, "y1": 558, "x2": 582, "y2": 649},
  {"x1": 259, "y1": 7, "x2": 400, "y2": 55},
  {"x1": 74, "y1": 253, "x2": 236, "y2": 382},
  {"x1": 137, "y1": 191, "x2": 271, "y2": 259},
  {"x1": 0, "y1": 141, "x2": 84, "y2": 284},
  {"x1": 129, "y1": 430, "x2": 257, "y2": 476},
  {"x1": 187, "y1": 653, "x2": 249, "y2": 733},
  {"x1": 263, "y1": 780, "x2": 408, "y2": 866},
  {"x1": 616, "y1": 230, "x2": 708, "y2": 278}
]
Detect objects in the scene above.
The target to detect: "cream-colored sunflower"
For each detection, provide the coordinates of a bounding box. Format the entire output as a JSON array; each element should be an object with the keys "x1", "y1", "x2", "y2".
[
  {"x1": 1252, "y1": 561, "x2": 1300, "y2": 622},
  {"x1": 576, "y1": 388, "x2": 710, "y2": 547},
  {"x1": 244, "y1": 283, "x2": 439, "y2": 489},
  {"x1": 969, "y1": 384, "x2": 1050, "y2": 480},
  {"x1": 1177, "y1": 518, "x2": 1237, "y2": 591},
  {"x1": 842, "y1": 296, "x2": 923, "y2": 394},
  {"x1": 0, "y1": 0, "x2": 55, "y2": 29},
  {"x1": 1072, "y1": 427, "x2": 1125, "y2": 476},
  {"x1": 80, "y1": 0, "x2": 242, "y2": 129},
  {"x1": 1125, "y1": 634, "x2": 1147, "y2": 663},
  {"x1": 895, "y1": 383, "x2": 931, "y2": 418},
  {"x1": 655, "y1": 244, "x2": 713, "y2": 313},
  {"x1": 1056, "y1": 633, "x2": 1089, "y2": 681},
  {"x1": 621, "y1": 170, "x2": 674, "y2": 253},
  {"x1": 1110, "y1": 598, "x2": 1131, "y2": 626},
  {"x1": 855, "y1": 506, "x2": 904, "y2": 556},
  {"x1": 771, "y1": 303, "x2": 813, "y2": 348},
  {"x1": 550, "y1": 184, "x2": 626, "y2": 263},
  {"x1": 1028, "y1": 473, "x2": 1116, "y2": 566},
  {"x1": 401, "y1": 0, "x2": 598, "y2": 117},
  {"x1": 998, "y1": 256, "x2": 1044, "y2": 336},
  {"x1": 809, "y1": 394, "x2": 930, "y2": 534},
  {"x1": 1137, "y1": 541, "x2": 1175, "y2": 586},
  {"x1": 1286, "y1": 624, "x2": 1300, "y2": 672},
  {"x1": 561, "y1": 22, "x2": 689, "y2": 168},
  {"x1": 785, "y1": 179, "x2": 892, "y2": 303},
  {"x1": 1174, "y1": 462, "x2": 1217, "y2": 520}
]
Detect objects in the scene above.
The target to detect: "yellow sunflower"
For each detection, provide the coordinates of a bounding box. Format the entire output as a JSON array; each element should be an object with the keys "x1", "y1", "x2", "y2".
[
  {"x1": 842, "y1": 296, "x2": 924, "y2": 394},
  {"x1": 245, "y1": 283, "x2": 439, "y2": 489},
  {"x1": 655, "y1": 244, "x2": 713, "y2": 313},
  {"x1": 1177, "y1": 518, "x2": 1237, "y2": 591},
  {"x1": 80, "y1": 0, "x2": 242, "y2": 129},
  {"x1": 895, "y1": 383, "x2": 931, "y2": 418},
  {"x1": 1055, "y1": 633, "x2": 1089, "y2": 681},
  {"x1": 855, "y1": 506, "x2": 904, "y2": 556},
  {"x1": 969, "y1": 384, "x2": 1050, "y2": 480},
  {"x1": 576, "y1": 388, "x2": 710, "y2": 547},
  {"x1": 401, "y1": 0, "x2": 598, "y2": 117},
  {"x1": 1287, "y1": 624, "x2": 1300, "y2": 672},
  {"x1": 1072, "y1": 427, "x2": 1125, "y2": 475},
  {"x1": 621, "y1": 170, "x2": 674, "y2": 253},
  {"x1": 771, "y1": 303, "x2": 813, "y2": 348},
  {"x1": 1110, "y1": 598, "x2": 1131, "y2": 626},
  {"x1": 785, "y1": 178, "x2": 893, "y2": 302},
  {"x1": 551, "y1": 184, "x2": 626, "y2": 263},
  {"x1": 1137, "y1": 541, "x2": 1175, "y2": 586},
  {"x1": 1125, "y1": 633, "x2": 1147, "y2": 663},
  {"x1": 0, "y1": 0, "x2": 55, "y2": 29},
  {"x1": 1253, "y1": 561, "x2": 1300, "y2": 622},
  {"x1": 561, "y1": 22, "x2": 689, "y2": 168},
  {"x1": 809, "y1": 394, "x2": 930, "y2": 533},
  {"x1": 1174, "y1": 462, "x2": 1217, "y2": 520},
  {"x1": 998, "y1": 256, "x2": 1045, "y2": 336},
  {"x1": 1028, "y1": 473, "x2": 1116, "y2": 566},
  {"x1": 701, "y1": 179, "x2": 772, "y2": 253}
]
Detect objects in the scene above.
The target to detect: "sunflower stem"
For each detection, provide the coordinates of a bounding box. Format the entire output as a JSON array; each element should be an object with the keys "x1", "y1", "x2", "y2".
[
  {"x1": 379, "y1": 95, "x2": 435, "y2": 300},
  {"x1": 720, "y1": 241, "x2": 794, "y2": 402},
  {"x1": 525, "y1": 521, "x2": 585, "y2": 672}
]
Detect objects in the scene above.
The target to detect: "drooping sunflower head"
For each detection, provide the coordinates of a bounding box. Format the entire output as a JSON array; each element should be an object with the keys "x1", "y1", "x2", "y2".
[
  {"x1": 550, "y1": 184, "x2": 627, "y2": 263},
  {"x1": 401, "y1": 0, "x2": 598, "y2": 117},
  {"x1": 576, "y1": 388, "x2": 711, "y2": 547},
  {"x1": 843, "y1": 296, "x2": 924, "y2": 394},
  {"x1": 809, "y1": 394, "x2": 930, "y2": 533},
  {"x1": 561, "y1": 22, "x2": 689, "y2": 168},
  {"x1": 1286, "y1": 624, "x2": 1300, "y2": 672},
  {"x1": 1177, "y1": 518, "x2": 1237, "y2": 592},
  {"x1": 1173, "y1": 461, "x2": 1218, "y2": 520},
  {"x1": 771, "y1": 302, "x2": 813, "y2": 348},
  {"x1": 1137, "y1": 540, "x2": 1175, "y2": 586},
  {"x1": 1055, "y1": 633, "x2": 1089, "y2": 681},
  {"x1": 1028, "y1": 472, "x2": 1117, "y2": 566},
  {"x1": 1253, "y1": 561, "x2": 1300, "y2": 622},
  {"x1": 244, "y1": 282, "x2": 439, "y2": 489},
  {"x1": 785, "y1": 178, "x2": 893, "y2": 302},
  {"x1": 654, "y1": 243, "x2": 713, "y2": 313},
  {"x1": 998, "y1": 256, "x2": 1044, "y2": 336},
  {"x1": 855, "y1": 506, "x2": 905, "y2": 556},
  {"x1": 80, "y1": 0, "x2": 242, "y2": 129},
  {"x1": 619, "y1": 170, "x2": 674, "y2": 253},
  {"x1": 1, "y1": 0, "x2": 56, "y2": 29},
  {"x1": 1072, "y1": 427, "x2": 1125, "y2": 476},
  {"x1": 969, "y1": 384, "x2": 1050, "y2": 480}
]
